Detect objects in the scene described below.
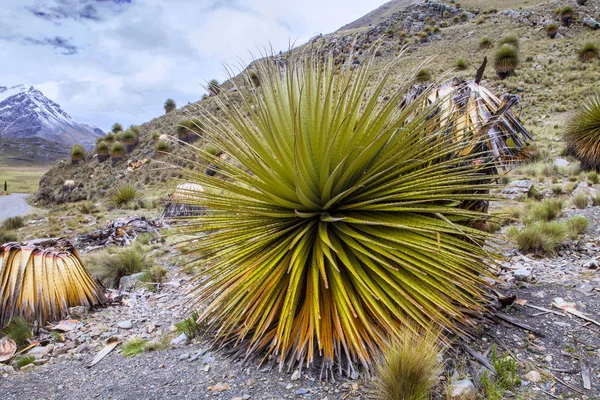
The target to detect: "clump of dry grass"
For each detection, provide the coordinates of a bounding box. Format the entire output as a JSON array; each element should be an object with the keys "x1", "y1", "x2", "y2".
[
  {"x1": 371, "y1": 327, "x2": 442, "y2": 400},
  {"x1": 507, "y1": 221, "x2": 566, "y2": 254},
  {"x1": 571, "y1": 192, "x2": 588, "y2": 209},
  {"x1": 522, "y1": 199, "x2": 564, "y2": 224}
]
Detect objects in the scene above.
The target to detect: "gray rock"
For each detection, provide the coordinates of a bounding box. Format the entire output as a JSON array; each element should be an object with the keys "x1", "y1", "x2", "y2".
[
  {"x1": 583, "y1": 16, "x2": 600, "y2": 30},
  {"x1": 499, "y1": 180, "x2": 533, "y2": 199},
  {"x1": 513, "y1": 268, "x2": 532, "y2": 281},
  {"x1": 295, "y1": 388, "x2": 310, "y2": 395},
  {"x1": 117, "y1": 320, "x2": 133, "y2": 329},
  {"x1": 553, "y1": 158, "x2": 569, "y2": 168},
  {"x1": 170, "y1": 333, "x2": 188, "y2": 345},
  {"x1": 67, "y1": 306, "x2": 89, "y2": 319},
  {"x1": 448, "y1": 379, "x2": 476, "y2": 399},
  {"x1": 0, "y1": 364, "x2": 15, "y2": 375},
  {"x1": 583, "y1": 259, "x2": 598, "y2": 269},
  {"x1": 178, "y1": 353, "x2": 190, "y2": 360},
  {"x1": 291, "y1": 370, "x2": 301, "y2": 381},
  {"x1": 118, "y1": 272, "x2": 147, "y2": 292}
]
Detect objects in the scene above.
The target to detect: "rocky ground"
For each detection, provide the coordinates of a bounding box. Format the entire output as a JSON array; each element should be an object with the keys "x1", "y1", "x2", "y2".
[{"x1": 1, "y1": 200, "x2": 599, "y2": 399}]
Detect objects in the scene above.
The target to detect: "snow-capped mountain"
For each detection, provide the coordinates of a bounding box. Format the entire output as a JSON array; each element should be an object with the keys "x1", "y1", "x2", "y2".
[{"x1": 0, "y1": 84, "x2": 103, "y2": 149}]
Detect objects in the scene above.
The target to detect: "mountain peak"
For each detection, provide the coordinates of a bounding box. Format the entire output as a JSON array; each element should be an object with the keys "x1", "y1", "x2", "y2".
[{"x1": 0, "y1": 84, "x2": 103, "y2": 150}]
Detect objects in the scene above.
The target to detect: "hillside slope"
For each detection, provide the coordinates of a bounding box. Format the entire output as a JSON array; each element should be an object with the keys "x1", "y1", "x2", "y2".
[{"x1": 35, "y1": 0, "x2": 600, "y2": 205}]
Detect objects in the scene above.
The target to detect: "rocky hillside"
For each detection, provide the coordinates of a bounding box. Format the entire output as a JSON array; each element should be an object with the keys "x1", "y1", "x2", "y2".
[
  {"x1": 35, "y1": 0, "x2": 600, "y2": 205},
  {"x1": 0, "y1": 84, "x2": 103, "y2": 152}
]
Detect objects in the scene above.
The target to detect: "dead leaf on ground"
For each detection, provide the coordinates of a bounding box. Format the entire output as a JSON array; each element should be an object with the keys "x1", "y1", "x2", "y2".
[
  {"x1": 208, "y1": 383, "x2": 231, "y2": 392},
  {"x1": 0, "y1": 339, "x2": 17, "y2": 362},
  {"x1": 51, "y1": 319, "x2": 79, "y2": 332}
]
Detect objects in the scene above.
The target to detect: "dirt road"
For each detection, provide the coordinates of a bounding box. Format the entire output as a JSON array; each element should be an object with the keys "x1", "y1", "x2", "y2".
[{"x1": 0, "y1": 193, "x2": 30, "y2": 222}]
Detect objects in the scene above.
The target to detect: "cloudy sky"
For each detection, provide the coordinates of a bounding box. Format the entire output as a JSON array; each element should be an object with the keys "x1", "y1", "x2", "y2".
[{"x1": 0, "y1": 0, "x2": 388, "y2": 132}]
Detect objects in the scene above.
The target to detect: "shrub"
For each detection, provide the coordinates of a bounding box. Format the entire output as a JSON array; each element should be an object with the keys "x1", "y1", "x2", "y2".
[
  {"x1": 0, "y1": 230, "x2": 17, "y2": 243},
  {"x1": 104, "y1": 132, "x2": 115, "y2": 143},
  {"x1": 508, "y1": 221, "x2": 566, "y2": 254},
  {"x1": 164, "y1": 98, "x2": 176, "y2": 114},
  {"x1": 577, "y1": 42, "x2": 599, "y2": 62},
  {"x1": 79, "y1": 201, "x2": 96, "y2": 214},
  {"x1": 572, "y1": 192, "x2": 588, "y2": 209},
  {"x1": 110, "y1": 141, "x2": 126, "y2": 159},
  {"x1": 96, "y1": 141, "x2": 109, "y2": 155},
  {"x1": 1, "y1": 317, "x2": 32, "y2": 347},
  {"x1": 567, "y1": 216, "x2": 589, "y2": 238},
  {"x1": 177, "y1": 51, "x2": 501, "y2": 373},
  {"x1": 121, "y1": 129, "x2": 137, "y2": 152},
  {"x1": 87, "y1": 244, "x2": 147, "y2": 288},
  {"x1": 371, "y1": 327, "x2": 442, "y2": 400},
  {"x1": 176, "y1": 118, "x2": 203, "y2": 143},
  {"x1": 70, "y1": 144, "x2": 85, "y2": 164},
  {"x1": 150, "y1": 130, "x2": 160, "y2": 141},
  {"x1": 2, "y1": 216, "x2": 24, "y2": 230},
  {"x1": 208, "y1": 79, "x2": 221, "y2": 96},
  {"x1": 155, "y1": 140, "x2": 170, "y2": 153},
  {"x1": 481, "y1": 345, "x2": 521, "y2": 400},
  {"x1": 456, "y1": 59, "x2": 468, "y2": 70},
  {"x1": 560, "y1": 6, "x2": 574, "y2": 26},
  {"x1": 588, "y1": 171, "x2": 599, "y2": 184},
  {"x1": 479, "y1": 37, "x2": 492, "y2": 49},
  {"x1": 494, "y1": 44, "x2": 519, "y2": 79},
  {"x1": 415, "y1": 68, "x2": 431, "y2": 82},
  {"x1": 564, "y1": 96, "x2": 600, "y2": 170},
  {"x1": 551, "y1": 185, "x2": 563, "y2": 195},
  {"x1": 111, "y1": 123, "x2": 123, "y2": 133},
  {"x1": 109, "y1": 183, "x2": 141, "y2": 208},
  {"x1": 546, "y1": 23, "x2": 559, "y2": 38},
  {"x1": 499, "y1": 35, "x2": 519, "y2": 49},
  {"x1": 522, "y1": 199, "x2": 564, "y2": 224}
]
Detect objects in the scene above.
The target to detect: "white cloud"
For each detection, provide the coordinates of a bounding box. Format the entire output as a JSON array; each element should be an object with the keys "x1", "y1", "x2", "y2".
[{"x1": 0, "y1": 0, "x2": 388, "y2": 131}]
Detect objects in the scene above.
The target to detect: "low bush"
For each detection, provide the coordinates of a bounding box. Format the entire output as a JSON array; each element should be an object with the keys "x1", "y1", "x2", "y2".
[
  {"x1": 86, "y1": 244, "x2": 147, "y2": 288},
  {"x1": 508, "y1": 221, "x2": 567, "y2": 254},
  {"x1": 0, "y1": 229, "x2": 17, "y2": 243},
  {"x1": 415, "y1": 69, "x2": 431, "y2": 82},
  {"x1": 175, "y1": 311, "x2": 205, "y2": 340},
  {"x1": 481, "y1": 345, "x2": 521, "y2": 400},
  {"x1": 522, "y1": 199, "x2": 564, "y2": 224},
  {"x1": 572, "y1": 192, "x2": 588, "y2": 209},
  {"x1": 2, "y1": 216, "x2": 24, "y2": 230},
  {"x1": 479, "y1": 37, "x2": 492, "y2": 49},
  {"x1": 578, "y1": 42, "x2": 599, "y2": 62},
  {"x1": 567, "y1": 216, "x2": 589, "y2": 238},
  {"x1": 499, "y1": 35, "x2": 519, "y2": 49},
  {"x1": 588, "y1": 171, "x2": 599, "y2": 184}
]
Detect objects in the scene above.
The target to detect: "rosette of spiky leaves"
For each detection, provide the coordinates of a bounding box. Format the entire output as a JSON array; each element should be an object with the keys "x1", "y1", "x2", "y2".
[
  {"x1": 564, "y1": 96, "x2": 600, "y2": 170},
  {"x1": 176, "y1": 52, "x2": 499, "y2": 375},
  {"x1": 494, "y1": 44, "x2": 519, "y2": 79},
  {"x1": 578, "y1": 42, "x2": 599, "y2": 62},
  {"x1": 70, "y1": 144, "x2": 85, "y2": 162},
  {"x1": 546, "y1": 23, "x2": 558, "y2": 38}
]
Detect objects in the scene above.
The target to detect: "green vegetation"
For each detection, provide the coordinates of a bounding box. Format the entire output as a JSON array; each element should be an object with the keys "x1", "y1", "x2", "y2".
[
  {"x1": 577, "y1": 42, "x2": 599, "y2": 63},
  {"x1": 564, "y1": 96, "x2": 600, "y2": 170},
  {"x1": 110, "y1": 141, "x2": 126, "y2": 160},
  {"x1": 415, "y1": 68, "x2": 431, "y2": 82},
  {"x1": 86, "y1": 243, "x2": 147, "y2": 288},
  {"x1": 2, "y1": 216, "x2": 24, "y2": 230},
  {"x1": 560, "y1": 6, "x2": 574, "y2": 26},
  {"x1": 1, "y1": 317, "x2": 32, "y2": 347},
  {"x1": 522, "y1": 199, "x2": 564, "y2": 224},
  {"x1": 175, "y1": 311, "x2": 204, "y2": 340},
  {"x1": 0, "y1": 230, "x2": 17, "y2": 243},
  {"x1": 96, "y1": 141, "x2": 109, "y2": 155},
  {"x1": 494, "y1": 44, "x2": 519, "y2": 79},
  {"x1": 455, "y1": 59, "x2": 468, "y2": 70},
  {"x1": 121, "y1": 338, "x2": 147, "y2": 357},
  {"x1": 14, "y1": 355, "x2": 35, "y2": 369},
  {"x1": 70, "y1": 144, "x2": 85, "y2": 163},
  {"x1": 572, "y1": 192, "x2": 588, "y2": 209},
  {"x1": 111, "y1": 123, "x2": 123, "y2": 133},
  {"x1": 499, "y1": 35, "x2": 519, "y2": 49},
  {"x1": 109, "y1": 183, "x2": 142, "y2": 208},
  {"x1": 164, "y1": 98, "x2": 176, "y2": 114},
  {"x1": 121, "y1": 129, "x2": 137, "y2": 145},
  {"x1": 546, "y1": 23, "x2": 558, "y2": 38},
  {"x1": 104, "y1": 132, "x2": 115, "y2": 143},
  {"x1": 567, "y1": 215, "x2": 589, "y2": 238},
  {"x1": 178, "y1": 51, "x2": 501, "y2": 373},
  {"x1": 481, "y1": 345, "x2": 521, "y2": 400},
  {"x1": 176, "y1": 118, "x2": 203, "y2": 142},
  {"x1": 155, "y1": 140, "x2": 170, "y2": 153},
  {"x1": 150, "y1": 131, "x2": 160, "y2": 141},
  {"x1": 0, "y1": 166, "x2": 48, "y2": 193},
  {"x1": 371, "y1": 327, "x2": 441, "y2": 400},
  {"x1": 588, "y1": 171, "x2": 599, "y2": 184},
  {"x1": 479, "y1": 37, "x2": 491, "y2": 50},
  {"x1": 508, "y1": 221, "x2": 567, "y2": 254}
]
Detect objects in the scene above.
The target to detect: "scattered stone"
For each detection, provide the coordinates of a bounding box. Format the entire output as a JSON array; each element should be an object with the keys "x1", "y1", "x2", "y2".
[
  {"x1": 208, "y1": 382, "x2": 231, "y2": 392},
  {"x1": 575, "y1": 283, "x2": 594, "y2": 294},
  {"x1": 170, "y1": 333, "x2": 188, "y2": 345},
  {"x1": 291, "y1": 370, "x2": 301, "y2": 381},
  {"x1": 583, "y1": 16, "x2": 600, "y2": 30},
  {"x1": 525, "y1": 370, "x2": 542, "y2": 383},
  {"x1": 119, "y1": 272, "x2": 147, "y2": 292},
  {"x1": 67, "y1": 306, "x2": 89, "y2": 319},
  {"x1": 583, "y1": 259, "x2": 598, "y2": 270},
  {"x1": 285, "y1": 383, "x2": 293, "y2": 390},
  {"x1": 19, "y1": 364, "x2": 36, "y2": 373},
  {"x1": 448, "y1": 379, "x2": 476, "y2": 399},
  {"x1": 513, "y1": 268, "x2": 532, "y2": 281},
  {"x1": 0, "y1": 364, "x2": 15, "y2": 375},
  {"x1": 295, "y1": 388, "x2": 310, "y2": 395},
  {"x1": 178, "y1": 353, "x2": 190, "y2": 360},
  {"x1": 117, "y1": 320, "x2": 133, "y2": 330},
  {"x1": 27, "y1": 344, "x2": 53, "y2": 359}
]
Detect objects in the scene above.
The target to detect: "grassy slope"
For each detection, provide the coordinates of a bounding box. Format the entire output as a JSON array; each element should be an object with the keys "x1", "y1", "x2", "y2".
[
  {"x1": 0, "y1": 166, "x2": 49, "y2": 194},
  {"x1": 36, "y1": 0, "x2": 600, "y2": 205}
]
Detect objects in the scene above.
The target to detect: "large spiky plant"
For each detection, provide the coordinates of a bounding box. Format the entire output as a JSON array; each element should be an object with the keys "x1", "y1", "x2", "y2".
[
  {"x1": 0, "y1": 239, "x2": 105, "y2": 328},
  {"x1": 564, "y1": 96, "x2": 600, "y2": 170},
  {"x1": 177, "y1": 51, "x2": 500, "y2": 375},
  {"x1": 70, "y1": 144, "x2": 85, "y2": 165},
  {"x1": 494, "y1": 44, "x2": 519, "y2": 79}
]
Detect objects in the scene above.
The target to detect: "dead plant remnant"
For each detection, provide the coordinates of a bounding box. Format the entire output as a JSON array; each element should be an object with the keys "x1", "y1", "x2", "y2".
[{"x1": 0, "y1": 239, "x2": 106, "y2": 328}]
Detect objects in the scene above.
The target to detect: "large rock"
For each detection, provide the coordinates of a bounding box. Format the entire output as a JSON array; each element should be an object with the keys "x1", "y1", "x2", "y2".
[
  {"x1": 499, "y1": 180, "x2": 533, "y2": 199},
  {"x1": 583, "y1": 16, "x2": 600, "y2": 30},
  {"x1": 553, "y1": 158, "x2": 570, "y2": 168},
  {"x1": 119, "y1": 272, "x2": 147, "y2": 292},
  {"x1": 448, "y1": 379, "x2": 476, "y2": 399}
]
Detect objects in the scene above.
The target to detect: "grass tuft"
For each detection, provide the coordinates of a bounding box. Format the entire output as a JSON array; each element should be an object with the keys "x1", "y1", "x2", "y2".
[
  {"x1": 507, "y1": 221, "x2": 567, "y2": 254},
  {"x1": 572, "y1": 192, "x2": 588, "y2": 209},
  {"x1": 175, "y1": 311, "x2": 205, "y2": 340},
  {"x1": 415, "y1": 69, "x2": 431, "y2": 82},
  {"x1": 1, "y1": 317, "x2": 32, "y2": 347},
  {"x1": 14, "y1": 355, "x2": 36, "y2": 369},
  {"x1": 522, "y1": 199, "x2": 564, "y2": 224},
  {"x1": 578, "y1": 42, "x2": 599, "y2": 63},
  {"x1": 86, "y1": 243, "x2": 147, "y2": 288},
  {"x1": 371, "y1": 327, "x2": 442, "y2": 400},
  {"x1": 567, "y1": 216, "x2": 589, "y2": 238},
  {"x1": 479, "y1": 37, "x2": 492, "y2": 49},
  {"x1": 109, "y1": 184, "x2": 142, "y2": 208},
  {"x1": 2, "y1": 216, "x2": 24, "y2": 231},
  {"x1": 564, "y1": 96, "x2": 600, "y2": 170},
  {"x1": 121, "y1": 338, "x2": 147, "y2": 357},
  {"x1": 494, "y1": 44, "x2": 519, "y2": 79}
]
